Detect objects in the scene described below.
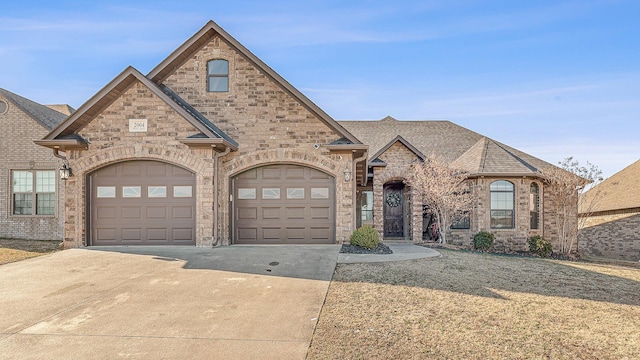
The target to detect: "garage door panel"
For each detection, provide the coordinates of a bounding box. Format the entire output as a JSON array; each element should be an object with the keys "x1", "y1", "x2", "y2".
[
  {"x1": 96, "y1": 207, "x2": 117, "y2": 220},
  {"x1": 238, "y1": 207, "x2": 258, "y2": 220},
  {"x1": 147, "y1": 228, "x2": 168, "y2": 241},
  {"x1": 261, "y1": 207, "x2": 281, "y2": 219},
  {"x1": 122, "y1": 207, "x2": 142, "y2": 219},
  {"x1": 262, "y1": 168, "x2": 281, "y2": 179},
  {"x1": 122, "y1": 163, "x2": 142, "y2": 176},
  {"x1": 311, "y1": 227, "x2": 331, "y2": 240},
  {"x1": 261, "y1": 228, "x2": 281, "y2": 240},
  {"x1": 310, "y1": 207, "x2": 330, "y2": 220},
  {"x1": 233, "y1": 164, "x2": 335, "y2": 244},
  {"x1": 91, "y1": 161, "x2": 196, "y2": 246},
  {"x1": 122, "y1": 228, "x2": 142, "y2": 241},
  {"x1": 172, "y1": 228, "x2": 193, "y2": 241},
  {"x1": 95, "y1": 228, "x2": 116, "y2": 242},
  {"x1": 285, "y1": 207, "x2": 305, "y2": 220},
  {"x1": 285, "y1": 227, "x2": 305, "y2": 240},
  {"x1": 172, "y1": 207, "x2": 193, "y2": 219},
  {"x1": 284, "y1": 167, "x2": 305, "y2": 179},
  {"x1": 147, "y1": 207, "x2": 167, "y2": 219},
  {"x1": 237, "y1": 228, "x2": 257, "y2": 241}
]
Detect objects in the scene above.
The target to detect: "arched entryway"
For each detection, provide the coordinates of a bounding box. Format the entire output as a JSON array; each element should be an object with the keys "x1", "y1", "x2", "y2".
[
  {"x1": 88, "y1": 160, "x2": 196, "y2": 245},
  {"x1": 232, "y1": 164, "x2": 335, "y2": 244},
  {"x1": 383, "y1": 181, "x2": 405, "y2": 238}
]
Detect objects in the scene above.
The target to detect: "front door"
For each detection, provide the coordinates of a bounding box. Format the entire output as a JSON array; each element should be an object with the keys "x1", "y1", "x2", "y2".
[{"x1": 383, "y1": 182, "x2": 404, "y2": 237}]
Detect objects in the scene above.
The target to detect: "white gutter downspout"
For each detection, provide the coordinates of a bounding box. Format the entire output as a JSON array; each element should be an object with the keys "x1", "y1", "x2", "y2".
[
  {"x1": 212, "y1": 146, "x2": 230, "y2": 247},
  {"x1": 352, "y1": 152, "x2": 368, "y2": 232}
]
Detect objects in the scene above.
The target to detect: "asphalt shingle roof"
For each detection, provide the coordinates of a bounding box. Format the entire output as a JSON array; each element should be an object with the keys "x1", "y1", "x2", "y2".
[
  {"x1": 580, "y1": 159, "x2": 640, "y2": 213},
  {"x1": 0, "y1": 88, "x2": 67, "y2": 130},
  {"x1": 338, "y1": 116, "x2": 553, "y2": 176}
]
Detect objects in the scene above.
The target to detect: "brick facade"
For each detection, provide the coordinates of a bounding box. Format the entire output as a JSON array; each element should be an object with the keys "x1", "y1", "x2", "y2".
[
  {"x1": 32, "y1": 21, "x2": 579, "y2": 251},
  {"x1": 579, "y1": 209, "x2": 640, "y2": 261},
  {"x1": 0, "y1": 95, "x2": 64, "y2": 240},
  {"x1": 58, "y1": 34, "x2": 356, "y2": 248}
]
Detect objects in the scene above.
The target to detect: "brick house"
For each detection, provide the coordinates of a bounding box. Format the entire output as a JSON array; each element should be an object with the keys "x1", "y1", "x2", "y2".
[
  {"x1": 0, "y1": 88, "x2": 71, "y2": 240},
  {"x1": 578, "y1": 160, "x2": 640, "y2": 261},
  {"x1": 36, "y1": 21, "x2": 575, "y2": 251}
]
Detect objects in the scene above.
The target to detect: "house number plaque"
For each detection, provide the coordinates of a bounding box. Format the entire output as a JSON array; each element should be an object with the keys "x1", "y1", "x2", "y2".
[{"x1": 129, "y1": 119, "x2": 148, "y2": 132}]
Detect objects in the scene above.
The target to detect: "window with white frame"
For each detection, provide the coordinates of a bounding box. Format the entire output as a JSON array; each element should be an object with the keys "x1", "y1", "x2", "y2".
[{"x1": 12, "y1": 170, "x2": 56, "y2": 215}]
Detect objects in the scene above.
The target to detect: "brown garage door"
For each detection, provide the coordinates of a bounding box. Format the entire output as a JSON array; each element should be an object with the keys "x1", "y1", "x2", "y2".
[
  {"x1": 233, "y1": 164, "x2": 335, "y2": 244},
  {"x1": 90, "y1": 161, "x2": 196, "y2": 245}
]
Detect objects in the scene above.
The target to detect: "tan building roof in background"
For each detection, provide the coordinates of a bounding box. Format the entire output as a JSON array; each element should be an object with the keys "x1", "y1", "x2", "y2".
[
  {"x1": 580, "y1": 159, "x2": 640, "y2": 213},
  {"x1": 338, "y1": 116, "x2": 553, "y2": 176}
]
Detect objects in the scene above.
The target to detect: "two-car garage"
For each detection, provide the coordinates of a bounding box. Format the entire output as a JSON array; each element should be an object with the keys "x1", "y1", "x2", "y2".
[{"x1": 89, "y1": 161, "x2": 335, "y2": 246}]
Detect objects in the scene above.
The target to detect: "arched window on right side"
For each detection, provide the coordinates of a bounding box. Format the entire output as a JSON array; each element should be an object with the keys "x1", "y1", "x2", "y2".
[{"x1": 530, "y1": 182, "x2": 540, "y2": 230}]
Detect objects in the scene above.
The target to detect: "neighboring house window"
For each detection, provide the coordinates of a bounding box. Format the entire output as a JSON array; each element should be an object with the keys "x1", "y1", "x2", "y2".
[
  {"x1": 12, "y1": 170, "x2": 56, "y2": 215},
  {"x1": 207, "y1": 59, "x2": 229, "y2": 92},
  {"x1": 530, "y1": 182, "x2": 540, "y2": 229},
  {"x1": 450, "y1": 211, "x2": 471, "y2": 229},
  {"x1": 490, "y1": 180, "x2": 514, "y2": 229},
  {"x1": 360, "y1": 191, "x2": 374, "y2": 223}
]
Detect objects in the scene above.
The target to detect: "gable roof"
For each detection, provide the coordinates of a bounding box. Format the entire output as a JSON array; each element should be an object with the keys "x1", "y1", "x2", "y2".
[
  {"x1": 38, "y1": 66, "x2": 237, "y2": 151},
  {"x1": 580, "y1": 159, "x2": 640, "y2": 213},
  {"x1": 369, "y1": 135, "x2": 425, "y2": 163},
  {"x1": 147, "y1": 20, "x2": 360, "y2": 145},
  {"x1": 339, "y1": 116, "x2": 554, "y2": 177},
  {"x1": 0, "y1": 88, "x2": 67, "y2": 131}
]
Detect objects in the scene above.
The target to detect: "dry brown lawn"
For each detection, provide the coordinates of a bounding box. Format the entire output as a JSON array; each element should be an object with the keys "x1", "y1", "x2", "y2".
[
  {"x1": 308, "y1": 249, "x2": 640, "y2": 360},
  {"x1": 0, "y1": 239, "x2": 62, "y2": 265}
]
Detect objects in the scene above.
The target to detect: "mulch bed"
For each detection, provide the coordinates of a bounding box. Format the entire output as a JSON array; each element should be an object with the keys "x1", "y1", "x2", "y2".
[{"x1": 340, "y1": 243, "x2": 393, "y2": 255}]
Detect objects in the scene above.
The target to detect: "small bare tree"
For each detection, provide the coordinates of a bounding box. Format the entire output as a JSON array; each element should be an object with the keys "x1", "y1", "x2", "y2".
[
  {"x1": 541, "y1": 157, "x2": 604, "y2": 256},
  {"x1": 410, "y1": 154, "x2": 473, "y2": 244}
]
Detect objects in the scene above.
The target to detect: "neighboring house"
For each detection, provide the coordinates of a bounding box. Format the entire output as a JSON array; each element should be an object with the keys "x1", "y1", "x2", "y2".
[
  {"x1": 0, "y1": 88, "x2": 71, "y2": 240},
  {"x1": 35, "y1": 20, "x2": 574, "y2": 251},
  {"x1": 579, "y1": 160, "x2": 640, "y2": 261}
]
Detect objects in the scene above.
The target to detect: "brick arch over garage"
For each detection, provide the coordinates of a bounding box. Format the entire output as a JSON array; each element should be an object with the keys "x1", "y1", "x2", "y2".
[
  {"x1": 63, "y1": 144, "x2": 214, "y2": 247},
  {"x1": 217, "y1": 149, "x2": 352, "y2": 245}
]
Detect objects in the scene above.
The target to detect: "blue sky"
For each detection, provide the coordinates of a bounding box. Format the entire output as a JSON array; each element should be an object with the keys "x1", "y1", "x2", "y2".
[{"x1": 1, "y1": 0, "x2": 638, "y2": 177}]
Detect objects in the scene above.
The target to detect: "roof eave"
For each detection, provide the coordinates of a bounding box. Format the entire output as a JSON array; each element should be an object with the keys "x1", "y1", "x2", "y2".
[
  {"x1": 34, "y1": 138, "x2": 88, "y2": 150},
  {"x1": 178, "y1": 138, "x2": 238, "y2": 152}
]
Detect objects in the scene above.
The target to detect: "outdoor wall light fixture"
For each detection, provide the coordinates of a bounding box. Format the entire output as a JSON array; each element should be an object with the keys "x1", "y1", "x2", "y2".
[
  {"x1": 343, "y1": 168, "x2": 352, "y2": 182},
  {"x1": 60, "y1": 164, "x2": 72, "y2": 180}
]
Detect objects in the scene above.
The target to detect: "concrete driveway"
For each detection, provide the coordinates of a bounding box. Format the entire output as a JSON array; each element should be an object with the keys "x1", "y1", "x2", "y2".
[{"x1": 0, "y1": 245, "x2": 340, "y2": 360}]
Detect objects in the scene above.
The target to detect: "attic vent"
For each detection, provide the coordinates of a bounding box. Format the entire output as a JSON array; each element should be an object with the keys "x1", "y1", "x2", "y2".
[{"x1": 0, "y1": 100, "x2": 7, "y2": 115}]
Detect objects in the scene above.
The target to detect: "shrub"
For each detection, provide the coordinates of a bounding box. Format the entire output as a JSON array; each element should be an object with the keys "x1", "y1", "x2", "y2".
[
  {"x1": 350, "y1": 226, "x2": 380, "y2": 249},
  {"x1": 528, "y1": 235, "x2": 552, "y2": 257},
  {"x1": 473, "y1": 231, "x2": 495, "y2": 251}
]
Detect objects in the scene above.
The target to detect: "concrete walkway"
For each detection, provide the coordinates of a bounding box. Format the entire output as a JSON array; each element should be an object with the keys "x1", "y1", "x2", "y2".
[{"x1": 338, "y1": 243, "x2": 441, "y2": 263}]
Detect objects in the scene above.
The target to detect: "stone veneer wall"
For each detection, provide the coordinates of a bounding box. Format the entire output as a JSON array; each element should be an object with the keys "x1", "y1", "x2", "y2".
[
  {"x1": 579, "y1": 209, "x2": 640, "y2": 261},
  {"x1": 0, "y1": 95, "x2": 64, "y2": 240}
]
